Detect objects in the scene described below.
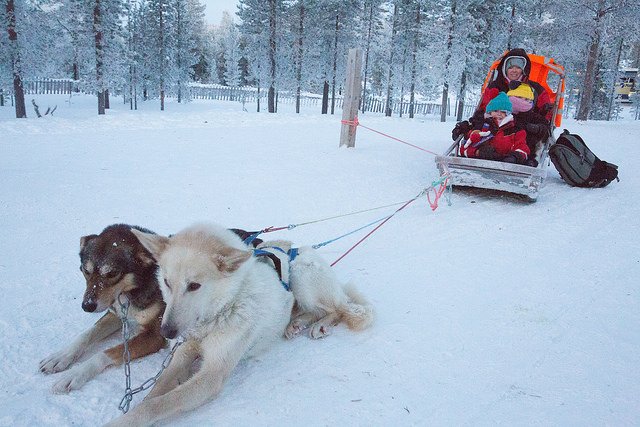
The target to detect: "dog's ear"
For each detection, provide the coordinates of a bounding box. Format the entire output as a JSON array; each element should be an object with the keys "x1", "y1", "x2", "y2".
[
  {"x1": 214, "y1": 248, "x2": 251, "y2": 273},
  {"x1": 80, "y1": 234, "x2": 98, "y2": 250},
  {"x1": 135, "y1": 248, "x2": 157, "y2": 266},
  {"x1": 130, "y1": 229, "x2": 169, "y2": 259}
]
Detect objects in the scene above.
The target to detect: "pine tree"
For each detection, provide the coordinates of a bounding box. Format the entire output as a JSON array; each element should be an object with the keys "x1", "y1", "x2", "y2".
[
  {"x1": 143, "y1": 0, "x2": 178, "y2": 110},
  {"x1": 5, "y1": 0, "x2": 26, "y2": 118},
  {"x1": 237, "y1": 0, "x2": 275, "y2": 111},
  {"x1": 360, "y1": 0, "x2": 385, "y2": 113},
  {"x1": 216, "y1": 11, "x2": 241, "y2": 87}
]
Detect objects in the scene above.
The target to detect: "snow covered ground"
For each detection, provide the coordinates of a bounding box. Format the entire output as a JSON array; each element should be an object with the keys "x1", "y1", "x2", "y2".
[{"x1": 1, "y1": 94, "x2": 638, "y2": 426}]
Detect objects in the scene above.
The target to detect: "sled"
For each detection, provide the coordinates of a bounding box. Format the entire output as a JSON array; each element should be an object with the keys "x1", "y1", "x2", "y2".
[{"x1": 435, "y1": 53, "x2": 566, "y2": 202}]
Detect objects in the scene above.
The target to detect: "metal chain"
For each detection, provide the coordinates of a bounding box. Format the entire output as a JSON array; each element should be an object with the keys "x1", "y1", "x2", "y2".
[
  {"x1": 117, "y1": 294, "x2": 133, "y2": 413},
  {"x1": 116, "y1": 294, "x2": 183, "y2": 413}
]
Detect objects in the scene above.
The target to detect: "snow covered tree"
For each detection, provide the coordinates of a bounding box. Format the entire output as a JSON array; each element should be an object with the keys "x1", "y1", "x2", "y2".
[
  {"x1": 383, "y1": 2, "x2": 399, "y2": 117},
  {"x1": 142, "y1": 0, "x2": 177, "y2": 110},
  {"x1": 300, "y1": 0, "x2": 359, "y2": 114},
  {"x1": 237, "y1": 0, "x2": 285, "y2": 112},
  {"x1": 556, "y1": 0, "x2": 631, "y2": 121},
  {"x1": 439, "y1": 0, "x2": 456, "y2": 122},
  {"x1": 4, "y1": 0, "x2": 26, "y2": 117},
  {"x1": 215, "y1": 10, "x2": 241, "y2": 86},
  {"x1": 176, "y1": 0, "x2": 206, "y2": 101},
  {"x1": 291, "y1": 0, "x2": 305, "y2": 113},
  {"x1": 359, "y1": 0, "x2": 385, "y2": 113},
  {"x1": 93, "y1": 0, "x2": 107, "y2": 113}
]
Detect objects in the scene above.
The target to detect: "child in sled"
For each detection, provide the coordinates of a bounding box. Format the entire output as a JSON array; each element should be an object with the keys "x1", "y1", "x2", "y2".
[
  {"x1": 506, "y1": 82, "x2": 550, "y2": 166},
  {"x1": 458, "y1": 92, "x2": 530, "y2": 165}
]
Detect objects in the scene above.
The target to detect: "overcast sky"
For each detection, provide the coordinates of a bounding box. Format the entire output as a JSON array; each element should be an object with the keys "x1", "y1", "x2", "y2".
[{"x1": 202, "y1": 0, "x2": 239, "y2": 25}]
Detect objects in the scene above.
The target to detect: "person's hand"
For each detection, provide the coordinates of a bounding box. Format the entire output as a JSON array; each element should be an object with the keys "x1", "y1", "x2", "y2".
[
  {"x1": 457, "y1": 138, "x2": 477, "y2": 157},
  {"x1": 452, "y1": 120, "x2": 472, "y2": 141},
  {"x1": 526, "y1": 123, "x2": 549, "y2": 138},
  {"x1": 503, "y1": 154, "x2": 518, "y2": 163},
  {"x1": 468, "y1": 130, "x2": 491, "y2": 144},
  {"x1": 503, "y1": 152, "x2": 526, "y2": 164}
]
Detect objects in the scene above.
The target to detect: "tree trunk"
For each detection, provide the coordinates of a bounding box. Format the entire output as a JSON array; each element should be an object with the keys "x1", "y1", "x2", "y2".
[
  {"x1": 361, "y1": 2, "x2": 374, "y2": 113},
  {"x1": 7, "y1": 0, "x2": 26, "y2": 118},
  {"x1": 399, "y1": 45, "x2": 407, "y2": 118},
  {"x1": 257, "y1": 81, "x2": 261, "y2": 112},
  {"x1": 606, "y1": 37, "x2": 623, "y2": 121},
  {"x1": 456, "y1": 68, "x2": 467, "y2": 121},
  {"x1": 330, "y1": 13, "x2": 339, "y2": 115},
  {"x1": 129, "y1": 64, "x2": 134, "y2": 110},
  {"x1": 384, "y1": 4, "x2": 398, "y2": 117},
  {"x1": 321, "y1": 80, "x2": 329, "y2": 114},
  {"x1": 159, "y1": 1, "x2": 165, "y2": 111},
  {"x1": 268, "y1": 0, "x2": 277, "y2": 113},
  {"x1": 295, "y1": 2, "x2": 304, "y2": 114},
  {"x1": 93, "y1": 0, "x2": 105, "y2": 115},
  {"x1": 576, "y1": 0, "x2": 606, "y2": 121},
  {"x1": 506, "y1": 3, "x2": 515, "y2": 50},
  {"x1": 409, "y1": 4, "x2": 420, "y2": 119},
  {"x1": 176, "y1": 4, "x2": 183, "y2": 104},
  {"x1": 440, "y1": 0, "x2": 456, "y2": 122}
]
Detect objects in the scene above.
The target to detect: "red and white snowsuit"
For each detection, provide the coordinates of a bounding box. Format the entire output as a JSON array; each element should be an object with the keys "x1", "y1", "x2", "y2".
[{"x1": 460, "y1": 114, "x2": 529, "y2": 163}]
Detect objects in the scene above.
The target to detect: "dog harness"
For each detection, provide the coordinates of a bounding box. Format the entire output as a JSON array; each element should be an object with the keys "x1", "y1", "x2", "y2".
[
  {"x1": 242, "y1": 231, "x2": 298, "y2": 291},
  {"x1": 253, "y1": 246, "x2": 298, "y2": 291}
]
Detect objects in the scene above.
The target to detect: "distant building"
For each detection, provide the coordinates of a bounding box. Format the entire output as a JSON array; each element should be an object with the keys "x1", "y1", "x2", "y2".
[{"x1": 615, "y1": 68, "x2": 637, "y2": 103}]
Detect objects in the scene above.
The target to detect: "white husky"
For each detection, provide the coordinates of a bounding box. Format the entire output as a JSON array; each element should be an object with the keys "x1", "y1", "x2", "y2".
[{"x1": 105, "y1": 223, "x2": 373, "y2": 426}]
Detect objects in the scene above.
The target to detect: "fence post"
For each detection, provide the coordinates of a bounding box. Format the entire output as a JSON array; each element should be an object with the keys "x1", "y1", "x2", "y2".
[{"x1": 339, "y1": 48, "x2": 362, "y2": 148}]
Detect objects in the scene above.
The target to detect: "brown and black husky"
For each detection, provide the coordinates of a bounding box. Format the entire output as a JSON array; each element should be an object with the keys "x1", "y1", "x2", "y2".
[{"x1": 39, "y1": 224, "x2": 166, "y2": 393}]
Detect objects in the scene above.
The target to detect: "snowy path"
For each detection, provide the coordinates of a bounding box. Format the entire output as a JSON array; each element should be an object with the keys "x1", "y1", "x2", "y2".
[{"x1": 1, "y1": 96, "x2": 638, "y2": 426}]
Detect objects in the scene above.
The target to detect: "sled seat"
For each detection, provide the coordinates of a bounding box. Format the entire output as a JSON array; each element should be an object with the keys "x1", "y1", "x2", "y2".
[{"x1": 436, "y1": 135, "x2": 553, "y2": 202}]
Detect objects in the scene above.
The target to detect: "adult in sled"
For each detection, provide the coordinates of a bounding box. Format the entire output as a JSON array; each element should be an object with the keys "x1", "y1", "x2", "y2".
[
  {"x1": 458, "y1": 92, "x2": 529, "y2": 164},
  {"x1": 452, "y1": 48, "x2": 553, "y2": 158}
]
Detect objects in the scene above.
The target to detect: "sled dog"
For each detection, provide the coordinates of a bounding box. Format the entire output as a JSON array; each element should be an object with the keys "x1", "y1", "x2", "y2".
[
  {"x1": 39, "y1": 224, "x2": 166, "y2": 394},
  {"x1": 39, "y1": 225, "x2": 263, "y2": 394},
  {"x1": 105, "y1": 223, "x2": 373, "y2": 426}
]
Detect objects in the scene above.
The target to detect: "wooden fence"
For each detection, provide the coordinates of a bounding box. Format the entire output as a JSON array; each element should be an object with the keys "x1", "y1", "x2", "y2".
[
  {"x1": 362, "y1": 97, "x2": 475, "y2": 118},
  {"x1": 22, "y1": 79, "x2": 79, "y2": 94},
  {"x1": 190, "y1": 84, "x2": 475, "y2": 118},
  {"x1": 14, "y1": 79, "x2": 475, "y2": 118}
]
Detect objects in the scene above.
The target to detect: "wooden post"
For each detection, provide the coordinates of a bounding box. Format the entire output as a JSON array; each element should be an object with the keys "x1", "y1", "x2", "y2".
[{"x1": 340, "y1": 48, "x2": 362, "y2": 148}]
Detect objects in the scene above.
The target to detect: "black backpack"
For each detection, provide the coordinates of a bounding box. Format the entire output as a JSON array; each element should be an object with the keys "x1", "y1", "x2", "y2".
[{"x1": 549, "y1": 129, "x2": 619, "y2": 188}]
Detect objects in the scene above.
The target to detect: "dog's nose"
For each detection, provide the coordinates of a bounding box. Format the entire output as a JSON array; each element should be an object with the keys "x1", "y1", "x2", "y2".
[
  {"x1": 82, "y1": 300, "x2": 97, "y2": 312},
  {"x1": 160, "y1": 324, "x2": 178, "y2": 339}
]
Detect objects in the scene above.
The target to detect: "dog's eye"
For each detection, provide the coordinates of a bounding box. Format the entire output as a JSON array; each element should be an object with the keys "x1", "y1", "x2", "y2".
[
  {"x1": 164, "y1": 278, "x2": 171, "y2": 290},
  {"x1": 103, "y1": 270, "x2": 119, "y2": 279},
  {"x1": 187, "y1": 282, "x2": 201, "y2": 292}
]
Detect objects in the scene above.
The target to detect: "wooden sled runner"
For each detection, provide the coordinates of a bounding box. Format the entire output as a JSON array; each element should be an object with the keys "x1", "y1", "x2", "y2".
[{"x1": 435, "y1": 52, "x2": 566, "y2": 202}]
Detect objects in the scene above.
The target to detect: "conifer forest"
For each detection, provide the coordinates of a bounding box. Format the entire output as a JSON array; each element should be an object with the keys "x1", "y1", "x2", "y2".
[{"x1": 1, "y1": 0, "x2": 639, "y2": 120}]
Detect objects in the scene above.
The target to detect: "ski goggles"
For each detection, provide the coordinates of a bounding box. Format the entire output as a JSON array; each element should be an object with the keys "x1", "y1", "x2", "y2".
[{"x1": 503, "y1": 56, "x2": 527, "y2": 74}]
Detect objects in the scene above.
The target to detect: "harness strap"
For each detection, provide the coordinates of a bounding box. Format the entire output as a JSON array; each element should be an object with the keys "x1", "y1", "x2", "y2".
[
  {"x1": 253, "y1": 246, "x2": 299, "y2": 291},
  {"x1": 239, "y1": 230, "x2": 263, "y2": 247}
]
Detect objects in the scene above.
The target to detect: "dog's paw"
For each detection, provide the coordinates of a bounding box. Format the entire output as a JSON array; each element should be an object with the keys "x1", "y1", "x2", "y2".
[
  {"x1": 51, "y1": 369, "x2": 89, "y2": 394},
  {"x1": 285, "y1": 320, "x2": 307, "y2": 339},
  {"x1": 39, "y1": 350, "x2": 77, "y2": 374},
  {"x1": 50, "y1": 353, "x2": 110, "y2": 394},
  {"x1": 309, "y1": 322, "x2": 332, "y2": 339}
]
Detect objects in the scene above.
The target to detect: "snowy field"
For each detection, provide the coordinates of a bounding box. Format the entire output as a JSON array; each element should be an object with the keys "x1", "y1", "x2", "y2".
[{"x1": 0, "y1": 94, "x2": 638, "y2": 426}]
